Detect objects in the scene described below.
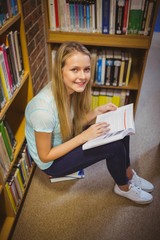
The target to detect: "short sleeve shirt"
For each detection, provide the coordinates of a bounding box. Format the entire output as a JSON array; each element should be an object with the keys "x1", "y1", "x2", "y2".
[{"x1": 25, "y1": 81, "x2": 62, "y2": 170}]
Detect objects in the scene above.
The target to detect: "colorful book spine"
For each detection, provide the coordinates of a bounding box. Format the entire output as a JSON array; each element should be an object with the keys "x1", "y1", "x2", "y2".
[
  {"x1": 0, "y1": 44, "x2": 14, "y2": 95},
  {"x1": 109, "y1": 0, "x2": 116, "y2": 34},
  {"x1": 5, "y1": 182, "x2": 17, "y2": 214},
  {"x1": 0, "y1": 121, "x2": 13, "y2": 161},
  {"x1": 115, "y1": 0, "x2": 125, "y2": 34},
  {"x1": 0, "y1": 51, "x2": 12, "y2": 101},
  {"x1": 102, "y1": 0, "x2": 110, "y2": 34},
  {"x1": 105, "y1": 49, "x2": 114, "y2": 86},
  {"x1": 122, "y1": 0, "x2": 130, "y2": 34}
]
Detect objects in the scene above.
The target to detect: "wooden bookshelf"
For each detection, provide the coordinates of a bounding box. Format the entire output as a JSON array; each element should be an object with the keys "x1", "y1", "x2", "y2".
[
  {"x1": 0, "y1": 1, "x2": 35, "y2": 239},
  {"x1": 44, "y1": 0, "x2": 159, "y2": 113}
]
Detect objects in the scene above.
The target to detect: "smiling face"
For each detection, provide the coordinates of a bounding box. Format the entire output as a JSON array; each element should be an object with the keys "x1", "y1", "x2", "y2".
[{"x1": 62, "y1": 52, "x2": 91, "y2": 95}]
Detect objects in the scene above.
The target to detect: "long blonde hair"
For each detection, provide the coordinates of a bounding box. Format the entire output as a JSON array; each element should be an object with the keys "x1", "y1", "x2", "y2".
[{"x1": 52, "y1": 42, "x2": 92, "y2": 142}]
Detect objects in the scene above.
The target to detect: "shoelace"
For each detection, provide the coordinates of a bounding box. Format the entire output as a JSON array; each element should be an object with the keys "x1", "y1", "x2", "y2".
[
  {"x1": 132, "y1": 171, "x2": 142, "y2": 185},
  {"x1": 129, "y1": 183, "x2": 141, "y2": 194}
]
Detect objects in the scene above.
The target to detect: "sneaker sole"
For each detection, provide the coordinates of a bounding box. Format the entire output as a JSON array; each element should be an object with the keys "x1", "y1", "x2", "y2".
[
  {"x1": 141, "y1": 188, "x2": 154, "y2": 193},
  {"x1": 114, "y1": 189, "x2": 153, "y2": 204}
]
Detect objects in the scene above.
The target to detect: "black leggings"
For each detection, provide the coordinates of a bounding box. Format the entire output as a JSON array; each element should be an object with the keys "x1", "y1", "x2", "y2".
[{"x1": 43, "y1": 136, "x2": 130, "y2": 185}]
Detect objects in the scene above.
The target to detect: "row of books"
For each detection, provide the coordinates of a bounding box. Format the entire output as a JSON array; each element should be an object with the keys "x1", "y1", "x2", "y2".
[
  {"x1": 91, "y1": 49, "x2": 132, "y2": 86},
  {"x1": 0, "y1": 117, "x2": 16, "y2": 182},
  {"x1": 5, "y1": 144, "x2": 33, "y2": 214},
  {"x1": 0, "y1": 0, "x2": 18, "y2": 28},
  {"x1": 0, "y1": 30, "x2": 24, "y2": 111},
  {"x1": 48, "y1": 0, "x2": 156, "y2": 36},
  {"x1": 91, "y1": 89, "x2": 130, "y2": 109}
]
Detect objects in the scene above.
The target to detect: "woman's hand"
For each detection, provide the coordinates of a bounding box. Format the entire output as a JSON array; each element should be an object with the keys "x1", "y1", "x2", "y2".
[
  {"x1": 95, "y1": 103, "x2": 117, "y2": 116},
  {"x1": 80, "y1": 122, "x2": 110, "y2": 142}
]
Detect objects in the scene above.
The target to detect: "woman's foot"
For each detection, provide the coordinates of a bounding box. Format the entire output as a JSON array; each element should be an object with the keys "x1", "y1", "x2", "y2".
[
  {"x1": 130, "y1": 169, "x2": 154, "y2": 193},
  {"x1": 114, "y1": 184, "x2": 153, "y2": 204}
]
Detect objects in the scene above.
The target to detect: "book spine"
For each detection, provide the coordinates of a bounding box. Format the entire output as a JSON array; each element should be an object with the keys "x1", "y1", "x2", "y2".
[
  {"x1": 5, "y1": 182, "x2": 17, "y2": 214},
  {"x1": 102, "y1": 0, "x2": 110, "y2": 34},
  {"x1": 86, "y1": 0, "x2": 90, "y2": 32},
  {"x1": 91, "y1": 90, "x2": 99, "y2": 109},
  {"x1": 109, "y1": 0, "x2": 116, "y2": 34},
  {"x1": 0, "y1": 121, "x2": 13, "y2": 161},
  {"x1": 118, "y1": 52, "x2": 125, "y2": 86},
  {"x1": 0, "y1": 74, "x2": 6, "y2": 109},
  {"x1": 54, "y1": 0, "x2": 60, "y2": 30},
  {"x1": 98, "y1": 89, "x2": 107, "y2": 106},
  {"x1": 122, "y1": 0, "x2": 130, "y2": 34},
  {"x1": 0, "y1": 51, "x2": 12, "y2": 100},
  {"x1": 125, "y1": 52, "x2": 132, "y2": 86},
  {"x1": 0, "y1": 133, "x2": 11, "y2": 173},
  {"x1": 0, "y1": 44, "x2": 14, "y2": 95},
  {"x1": 144, "y1": 0, "x2": 155, "y2": 36},
  {"x1": 105, "y1": 49, "x2": 114, "y2": 86},
  {"x1": 95, "y1": 53, "x2": 103, "y2": 85},
  {"x1": 112, "y1": 50, "x2": 121, "y2": 86}
]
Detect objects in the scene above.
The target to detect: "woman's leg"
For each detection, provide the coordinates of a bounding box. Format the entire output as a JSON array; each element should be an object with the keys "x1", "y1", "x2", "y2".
[{"x1": 43, "y1": 137, "x2": 129, "y2": 186}]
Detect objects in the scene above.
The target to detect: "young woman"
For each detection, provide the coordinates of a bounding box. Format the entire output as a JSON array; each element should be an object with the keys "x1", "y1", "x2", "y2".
[{"x1": 25, "y1": 42, "x2": 154, "y2": 204}]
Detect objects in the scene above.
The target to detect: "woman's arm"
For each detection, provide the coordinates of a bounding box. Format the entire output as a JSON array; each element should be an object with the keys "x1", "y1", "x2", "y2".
[{"x1": 35, "y1": 121, "x2": 110, "y2": 163}]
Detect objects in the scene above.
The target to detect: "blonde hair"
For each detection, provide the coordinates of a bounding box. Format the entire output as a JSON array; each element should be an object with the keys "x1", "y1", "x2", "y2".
[{"x1": 52, "y1": 42, "x2": 92, "y2": 142}]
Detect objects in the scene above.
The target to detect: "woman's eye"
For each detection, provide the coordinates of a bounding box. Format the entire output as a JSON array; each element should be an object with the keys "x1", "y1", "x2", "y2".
[
  {"x1": 71, "y1": 69, "x2": 78, "y2": 73},
  {"x1": 84, "y1": 68, "x2": 91, "y2": 73}
]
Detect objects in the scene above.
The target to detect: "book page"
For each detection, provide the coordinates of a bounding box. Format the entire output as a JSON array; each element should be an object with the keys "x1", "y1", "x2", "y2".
[
  {"x1": 82, "y1": 104, "x2": 135, "y2": 150},
  {"x1": 96, "y1": 103, "x2": 134, "y2": 133}
]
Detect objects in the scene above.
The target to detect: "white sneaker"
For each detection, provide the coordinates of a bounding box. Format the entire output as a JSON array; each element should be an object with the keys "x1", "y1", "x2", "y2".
[
  {"x1": 114, "y1": 184, "x2": 153, "y2": 204},
  {"x1": 130, "y1": 170, "x2": 154, "y2": 193}
]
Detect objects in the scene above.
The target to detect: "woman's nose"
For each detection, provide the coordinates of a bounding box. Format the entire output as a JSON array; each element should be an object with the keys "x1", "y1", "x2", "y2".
[{"x1": 79, "y1": 70, "x2": 85, "y2": 78}]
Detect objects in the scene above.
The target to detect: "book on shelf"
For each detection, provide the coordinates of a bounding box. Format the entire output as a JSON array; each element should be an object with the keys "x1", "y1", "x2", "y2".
[
  {"x1": 46, "y1": 0, "x2": 157, "y2": 35},
  {"x1": 0, "y1": 50, "x2": 12, "y2": 101},
  {"x1": 0, "y1": 0, "x2": 18, "y2": 27},
  {"x1": 105, "y1": 49, "x2": 114, "y2": 86},
  {"x1": 7, "y1": 174, "x2": 20, "y2": 208},
  {"x1": 0, "y1": 44, "x2": 14, "y2": 95},
  {"x1": 118, "y1": 51, "x2": 125, "y2": 86},
  {"x1": 6, "y1": 31, "x2": 21, "y2": 87},
  {"x1": 112, "y1": 50, "x2": 121, "y2": 86},
  {"x1": 5, "y1": 181, "x2": 17, "y2": 214},
  {"x1": 102, "y1": 0, "x2": 110, "y2": 34},
  {"x1": 115, "y1": 0, "x2": 125, "y2": 35},
  {"x1": 91, "y1": 90, "x2": 99, "y2": 109},
  {"x1": 98, "y1": 89, "x2": 107, "y2": 106},
  {"x1": 0, "y1": 133, "x2": 11, "y2": 182},
  {"x1": 82, "y1": 103, "x2": 135, "y2": 150},
  {"x1": 112, "y1": 89, "x2": 121, "y2": 107},
  {"x1": 143, "y1": 0, "x2": 156, "y2": 36},
  {"x1": 0, "y1": 120, "x2": 13, "y2": 161},
  {"x1": 0, "y1": 75, "x2": 6, "y2": 109},
  {"x1": 122, "y1": 0, "x2": 130, "y2": 34},
  {"x1": 48, "y1": 0, "x2": 56, "y2": 30},
  {"x1": 125, "y1": 52, "x2": 132, "y2": 86},
  {"x1": 49, "y1": 169, "x2": 85, "y2": 183},
  {"x1": 127, "y1": 0, "x2": 144, "y2": 34},
  {"x1": 91, "y1": 89, "x2": 130, "y2": 108},
  {"x1": 109, "y1": 0, "x2": 116, "y2": 34}
]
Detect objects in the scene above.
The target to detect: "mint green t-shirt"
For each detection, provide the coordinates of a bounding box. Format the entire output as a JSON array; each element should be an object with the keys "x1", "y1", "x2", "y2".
[{"x1": 25, "y1": 82, "x2": 62, "y2": 170}]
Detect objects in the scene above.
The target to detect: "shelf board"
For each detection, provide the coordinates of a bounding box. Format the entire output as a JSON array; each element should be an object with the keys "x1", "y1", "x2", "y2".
[
  {"x1": 0, "y1": 71, "x2": 29, "y2": 121},
  {"x1": 48, "y1": 31, "x2": 151, "y2": 49},
  {"x1": 92, "y1": 71, "x2": 139, "y2": 90},
  {"x1": 0, "y1": 14, "x2": 21, "y2": 35},
  {"x1": 0, "y1": 216, "x2": 14, "y2": 240}
]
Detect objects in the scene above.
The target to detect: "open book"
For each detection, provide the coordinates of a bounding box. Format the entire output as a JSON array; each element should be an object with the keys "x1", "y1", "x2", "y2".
[{"x1": 82, "y1": 103, "x2": 135, "y2": 150}]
